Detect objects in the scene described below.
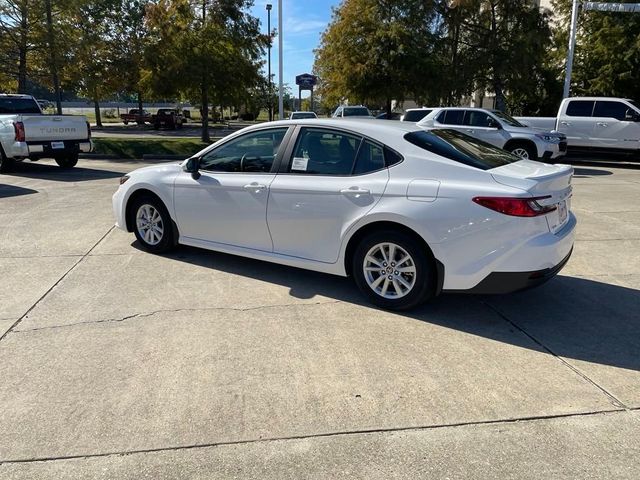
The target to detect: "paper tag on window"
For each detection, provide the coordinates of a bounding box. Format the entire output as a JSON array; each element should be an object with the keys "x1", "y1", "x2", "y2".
[{"x1": 291, "y1": 157, "x2": 308, "y2": 171}]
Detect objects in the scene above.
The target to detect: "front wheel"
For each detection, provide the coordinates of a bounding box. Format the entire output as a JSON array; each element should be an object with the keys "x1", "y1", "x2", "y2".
[
  {"x1": 55, "y1": 153, "x2": 78, "y2": 169},
  {"x1": 508, "y1": 143, "x2": 537, "y2": 161},
  {"x1": 352, "y1": 230, "x2": 434, "y2": 311},
  {"x1": 131, "y1": 195, "x2": 176, "y2": 253}
]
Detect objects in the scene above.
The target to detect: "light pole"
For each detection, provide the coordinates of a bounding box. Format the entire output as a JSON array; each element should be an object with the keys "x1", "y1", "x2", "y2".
[
  {"x1": 563, "y1": 0, "x2": 580, "y2": 99},
  {"x1": 266, "y1": 3, "x2": 272, "y2": 121},
  {"x1": 278, "y1": 0, "x2": 284, "y2": 119}
]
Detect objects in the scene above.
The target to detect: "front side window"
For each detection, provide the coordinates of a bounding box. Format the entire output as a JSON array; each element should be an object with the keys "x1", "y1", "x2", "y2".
[
  {"x1": 199, "y1": 128, "x2": 288, "y2": 173},
  {"x1": 566, "y1": 100, "x2": 595, "y2": 117},
  {"x1": 491, "y1": 110, "x2": 525, "y2": 127},
  {"x1": 289, "y1": 128, "x2": 361, "y2": 175},
  {"x1": 464, "y1": 110, "x2": 493, "y2": 127},
  {"x1": 593, "y1": 101, "x2": 628, "y2": 120}
]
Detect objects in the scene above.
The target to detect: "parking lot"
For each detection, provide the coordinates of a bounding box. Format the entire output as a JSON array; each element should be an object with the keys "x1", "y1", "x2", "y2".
[{"x1": 1, "y1": 158, "x2": 639, "y2": 478}]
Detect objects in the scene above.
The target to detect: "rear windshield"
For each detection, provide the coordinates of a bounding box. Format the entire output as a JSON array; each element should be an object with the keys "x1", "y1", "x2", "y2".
[
  {"x1": 403, "y1": 110, "x2": 431, "y2": 122},
  {"x1": 404, "y1": 129, "x2": 518, "y2": 170},
  {"x1": 292, "y1": 112, "x2": 317, "y2": 119},
  {"x1": 343, "y1": 107, "x2": 371, "y2": 117},
  {"x1": 0, "y1": 97, "x2": 41, "y2": 114}
]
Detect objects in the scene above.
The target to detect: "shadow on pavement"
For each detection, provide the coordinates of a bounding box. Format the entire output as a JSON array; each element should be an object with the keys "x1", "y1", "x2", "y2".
[
  {"x1": 0, "y1": 184, "x2": 38, "y2": 198},
  {"x1": 5, "y1": 161, "x2": 124, "y2": 182},
  {"x1": 572, "y1": 167, "x2": 613, "y2": 177},
  {"x1": 152, "y1": 244, "x2": 640, "y2": 372}
]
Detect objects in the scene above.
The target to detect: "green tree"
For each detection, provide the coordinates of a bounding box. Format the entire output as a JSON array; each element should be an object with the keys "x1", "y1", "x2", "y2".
[
  {"x1": 552, "y1": 0, "x2": 640, "y2": 99},
  {"x1": 451, "y1": 0, "x2": 553, "y2": 112},
  {"x1": 144, "y1": 0, "x2": 266, "y2": 142},
  {"x1": 314, "y1": 0, "x2": 442, "y2": 114}
]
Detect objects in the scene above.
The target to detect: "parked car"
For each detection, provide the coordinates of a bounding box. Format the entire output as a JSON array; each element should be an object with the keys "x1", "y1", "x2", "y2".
[
  {"x1": 120, "y1": 109, "x2": 152, "y2": 125},
  {"x1": 332, "y1": 105, "x2": 373, "y2": 118},
  {"x1": 289, "y1": 111, "x2": 318, "y2": 120},
  {"x1": 0, "y1": 94, "x2": 91, "y2": 172},
  {"x1": 375, "y1": 112, "x2": 402, "y2": 120},
  {"x1": 418, "y1": 107, "x2": 567, "y2": 161},
  {"x1": 516, "y1": 97, "x2": 640, "y2": 156},
  {"x1": 401, "y1": 108, "x2": 434, "y2": 122},
  {"x1": 152, "y1": 109, "x2": 186, "y2": 129},
  {"x1": 113, "y1": 119, "x2": 575, "y2": 310}
]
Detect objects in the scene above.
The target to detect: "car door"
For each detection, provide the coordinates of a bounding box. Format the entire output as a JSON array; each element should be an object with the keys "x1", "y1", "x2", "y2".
[
  {"x1": 173, "y1": 127, "x2": 290, "y2": 251},
  {"x1": 558, "y1": 100, "x2": 595, "y2": 147},
  {"x1": 592, "y1": 100, "x2": 640, "y2": 150},
  {"x1": 267, "y1": 127, "x2": 390, "y2": 263},
  {"x1": 461, "y1": 110, "x2": 508, "y2": 148}
]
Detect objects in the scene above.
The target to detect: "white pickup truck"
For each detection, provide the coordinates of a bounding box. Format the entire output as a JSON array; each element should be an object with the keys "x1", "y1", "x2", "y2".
[
  {"x1": 516, "y1": 97, "x2": 640, "y2": 156},
  {"x1": 0, "y1": 94, "x2": 92, "y2": 173}
]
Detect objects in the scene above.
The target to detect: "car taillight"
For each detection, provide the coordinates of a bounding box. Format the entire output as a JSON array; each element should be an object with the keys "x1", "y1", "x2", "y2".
[
  {"x1": 14, "y1": 121, "x2": 25, "y2": 142},
  {"x1": 472, "y1": 196, "x2": 557, "y2": 217},
  {"x1": 86, "y1": 121, "x2": 91, "y2": 139}
]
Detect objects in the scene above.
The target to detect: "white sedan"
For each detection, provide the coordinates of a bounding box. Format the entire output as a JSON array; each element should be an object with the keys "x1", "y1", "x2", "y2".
[{"x1": 113, "y1": 119, "x2": 575, "y2": 310}]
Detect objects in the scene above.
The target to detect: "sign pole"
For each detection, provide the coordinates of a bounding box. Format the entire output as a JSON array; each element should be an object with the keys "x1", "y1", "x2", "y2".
[
  {"x1": 563, "y1": 0, "x2": 580, "y2": 99},
  {"x1": 278, "y1": 0, "x2": 284, "y2": 119}
]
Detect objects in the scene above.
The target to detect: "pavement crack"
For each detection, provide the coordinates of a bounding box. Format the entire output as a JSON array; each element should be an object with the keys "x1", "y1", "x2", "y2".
[
  {"x1": 482, "y1": 300, "x2": 628, "y2": 410},
  {"x1": 0, "y1": 408, "x2": 626, "y2": 465},
  {"x1": 0, "y1": 226, "x2": 115, "y2": 344},
  {"x1": 11, "y1": 300, "x2": 343, "y2": 334}
]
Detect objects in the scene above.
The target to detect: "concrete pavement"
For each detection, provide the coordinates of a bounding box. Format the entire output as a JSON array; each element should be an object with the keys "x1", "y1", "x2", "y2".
[{"x1": 1, "y1": 158, "x2": 639, "y2": 478}]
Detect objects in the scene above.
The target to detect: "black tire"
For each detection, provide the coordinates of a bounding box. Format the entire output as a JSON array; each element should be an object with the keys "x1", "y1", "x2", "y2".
[
  {"x1": 352, "y1": 230, "x2": 434, "y2": 311},
  {"x1": 0, "y1": 149, "x2": 15, "y2": 173},
  {"x1": 130, "y1": 194, "x2": 177, "y2": 254},
  {"x1": 123, "y1": 120, "x2": 129, "y2": 125},
  {"x1": 153, "y1": 123, "x2": 160, "y2": 130},
  {"x1": 508, "y1": 142, "x2": 537, "y2": 161},
  {"x1": 55, "y1": 154, "x2": 78, "y2": 169}
]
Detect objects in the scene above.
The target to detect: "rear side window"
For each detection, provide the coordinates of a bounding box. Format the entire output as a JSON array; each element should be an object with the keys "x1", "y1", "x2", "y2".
[
  {"x1": 593, "y1": 101, "x2": 628, "y2": 120},
  {"x1": 353, "y1": 140, "x2": 385, "y2": 174},
  {"x1": 566, "y1": 100, "x2": 595, "y2": 117},
  {"x1": 438, "y1": 110, "x2": 464, "y2": 125},
  {"x1": 290, "y1": 128, "x2": 361, "y2": 175},
  {"x1": 0, "y1": 97, "x2": 41, "y2": 114},
  {"x1": 403, "y1": 110, "x2": 431, "y2": 122},
  {"x1": 404, "y1": 129, "x2": 517, "y2": 171}
]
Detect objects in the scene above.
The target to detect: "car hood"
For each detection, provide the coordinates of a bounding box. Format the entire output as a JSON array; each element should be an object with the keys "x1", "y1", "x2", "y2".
[{"x1": 129, "y1": 162, "x2": 184, "y2": 179}]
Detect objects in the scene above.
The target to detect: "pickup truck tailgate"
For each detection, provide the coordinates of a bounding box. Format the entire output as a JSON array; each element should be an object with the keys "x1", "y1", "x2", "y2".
[{"x1": 22, "y1": 115, "x2": 89, "y2": 142}]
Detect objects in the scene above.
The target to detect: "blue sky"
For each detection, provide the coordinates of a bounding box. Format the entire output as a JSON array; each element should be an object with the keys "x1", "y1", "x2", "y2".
[{"x1": 249, "y1": 0, "x2": 339, "y2": 98}]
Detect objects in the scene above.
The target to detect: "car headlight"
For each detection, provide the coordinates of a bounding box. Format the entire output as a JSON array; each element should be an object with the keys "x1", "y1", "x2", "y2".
[
  {"x1": 535, "y1": 133, "x2": 562, "y2": 144},
  {"x1": 119, "y1": 175, "x2": 130, "y2": 185}
]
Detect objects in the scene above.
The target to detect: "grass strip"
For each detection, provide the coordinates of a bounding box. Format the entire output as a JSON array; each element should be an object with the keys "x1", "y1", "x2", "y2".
[{"x1": 92, "y1": 138, "x2": 213, "y2": 159}]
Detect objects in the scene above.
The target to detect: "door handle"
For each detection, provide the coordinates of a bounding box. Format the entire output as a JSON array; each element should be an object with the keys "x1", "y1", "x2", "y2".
[
  {"x1": 340, "y1": 187, "x2": 370, "y2": 197},
  {"x1": 560, "y1": 121, "x2": 572, "y2": 126},
  {"x1": 243, "y1": 183, "x2": 266, "y2": 193},
  {"x1": 596, "y1": 122, "x2": 608, "y2": 127}
]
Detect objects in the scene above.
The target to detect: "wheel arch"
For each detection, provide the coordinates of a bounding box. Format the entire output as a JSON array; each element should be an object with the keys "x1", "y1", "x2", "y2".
[
  {"x1": 342, "y1": 220, "x2": 444, "y2": 296},
  {"x1": 504, "y1": 138, "x2": 538, "y2": 157},
  {"x1": 124, "y1": 188, "x2": 178, "y2": 238}
]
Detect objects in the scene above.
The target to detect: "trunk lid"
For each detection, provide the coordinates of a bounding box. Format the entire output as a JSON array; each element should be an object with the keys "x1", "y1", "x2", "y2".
[
  {"x1": 490, "y1": 160, "x2": 573, "y2": 232},
  {"x1": 21, "y1": 114, "x2": 89, "y2": 142}
]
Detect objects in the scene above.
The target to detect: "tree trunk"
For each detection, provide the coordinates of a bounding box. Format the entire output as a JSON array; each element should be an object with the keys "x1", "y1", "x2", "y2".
[
  {"x1": 45, "y1": 0, "x2": 62, "y2": 114},
  {"x1": 94, "y1": 99, "x2": 102, "y2": 128},
  {"x1": 201, "y1": 86, "x2": 210, "y2": 143},
  {"x1": 137, "y1": 92, "x2": 143, "y2": 113},
  {"x1": 386, "y1": 98, "x2": 392, "y2": 116},
  {"x1": 493, "y1": 79, "x2": 506, "y2": 112}
]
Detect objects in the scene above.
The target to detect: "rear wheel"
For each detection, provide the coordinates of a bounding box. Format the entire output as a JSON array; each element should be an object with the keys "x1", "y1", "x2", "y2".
[
  {"x1": 508, "y1": 142, "x2": 537, "y2": 161},
  {"x1": 55, "y1": 153, "x2": 78, "y2": 169},
  {"x1": 130, "y1": 195, "x2": 176, "y2": 254},
  {"x1": 352, "y1": 230, "x2": 434, "y2": 311}
]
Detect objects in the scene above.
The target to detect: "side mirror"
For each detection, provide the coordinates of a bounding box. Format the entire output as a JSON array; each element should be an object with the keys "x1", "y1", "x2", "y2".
[
  {"x1": 625, "y1": 110, "x2": 640, "y2": 122},
  {"x1": 487, "y1": 118, "x2": 501, "y2": 129},
  {"x1": 184, "y1": 157, "x2": 201, "y2": 179}
]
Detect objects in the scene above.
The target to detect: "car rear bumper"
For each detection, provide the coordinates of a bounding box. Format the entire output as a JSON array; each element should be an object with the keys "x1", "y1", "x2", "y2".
[{"x1": 449, "y1": 247, "x2": 572, "y2": 294}]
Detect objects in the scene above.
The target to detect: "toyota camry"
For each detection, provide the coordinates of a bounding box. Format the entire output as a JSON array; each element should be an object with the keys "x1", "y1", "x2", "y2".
[{"x1": 112, "y1": 119, "x2": 575, "y2": 310}]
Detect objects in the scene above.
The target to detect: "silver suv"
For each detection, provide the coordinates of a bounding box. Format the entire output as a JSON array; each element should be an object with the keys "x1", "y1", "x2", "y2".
[{"x1": 418, "y1": 107, "x2": 567, "y2": 161}]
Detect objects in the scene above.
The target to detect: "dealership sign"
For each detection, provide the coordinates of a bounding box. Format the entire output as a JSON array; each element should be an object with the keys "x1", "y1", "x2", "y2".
[{"x1": 295, "y1": 74, "x2": 318, "y2": 89}]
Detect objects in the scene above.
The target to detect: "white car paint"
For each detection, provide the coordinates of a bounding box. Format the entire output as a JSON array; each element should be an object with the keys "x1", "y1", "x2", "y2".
[{"x1": 113, "y1": 119, "x2": 575, "y2": 304}]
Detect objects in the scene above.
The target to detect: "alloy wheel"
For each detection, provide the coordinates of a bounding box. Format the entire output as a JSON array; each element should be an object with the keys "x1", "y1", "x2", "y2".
[
  {"x1": 363, "y1": 242, "x2": 417, "y2": 299},
  {"x1": 136, "y1": 204, "x2": 164, "y2": 246}
]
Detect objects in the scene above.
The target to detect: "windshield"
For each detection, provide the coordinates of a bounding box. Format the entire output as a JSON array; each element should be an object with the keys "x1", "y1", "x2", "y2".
[
  {"x1": 404, "y1": 110, "x2": 432, "y2": 122},
  {"x1": 0, "y1": 97, "x2": 42, "y2": 114},
  {"x1": 491, "y1": 110, "x2": 526, "y2": 128},
  {"x1": 343, "y1": 107, "x2": 371, "y2": 117},
  {"x1": 404, "y1": 129, "x2": 519, "y2": 170},
  {"x1": 630, "y1": 100, "x2": 639, "y2": 110}
]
